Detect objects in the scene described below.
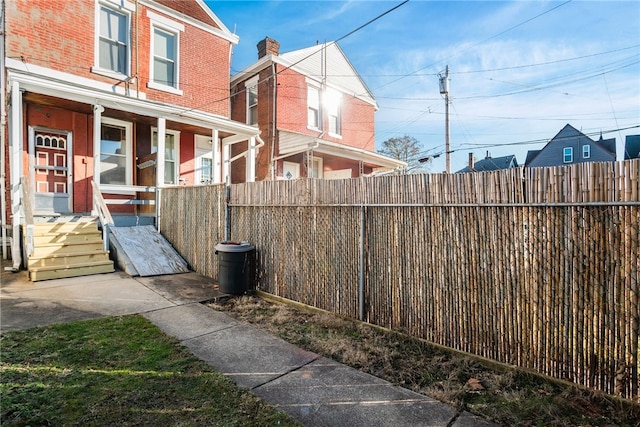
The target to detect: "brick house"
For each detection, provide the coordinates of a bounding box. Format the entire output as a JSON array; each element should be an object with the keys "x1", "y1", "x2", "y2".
[
  {"x1": 2, "y1": 0, "x2": 260, "y2": 269},
  {"x1": 229, "y1": 37, "x2": 406, "y2": 182}
]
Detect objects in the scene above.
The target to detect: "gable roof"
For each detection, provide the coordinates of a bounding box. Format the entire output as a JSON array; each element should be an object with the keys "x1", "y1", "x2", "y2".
[
  {"x1": 624, "y1": 135, "x2": 640, "y2": 159},
  {"x1": 232, "y1": 41, "x2": 377, "y2": 108},
  {"x1": 525, "y1": 124, "x2": 616, "y2": 166},
  {"x1": 151, "y1": 0, "x2": 239, "y2": 44},
  {"x1": 457, "y1": 154, "x2": 518, "y2": 173}
]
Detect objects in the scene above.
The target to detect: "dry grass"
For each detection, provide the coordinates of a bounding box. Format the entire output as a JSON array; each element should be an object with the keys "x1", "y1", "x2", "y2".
[{"x1": 209, "y1": 295, "x2": 640, "y2": 427}]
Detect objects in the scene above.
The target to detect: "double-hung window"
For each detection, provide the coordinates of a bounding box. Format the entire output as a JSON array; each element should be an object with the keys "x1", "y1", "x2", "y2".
[
  {"x1": 563, "y1": 147, "x2": 573, "y2": 163},
  {"x1": 325, "y1": 89, "x2": 341, "y2": 136},
  {"x1": 97, "y1": 3, "x2": 130, "y2": 76},
  {"x1": 152, "y1": 129, "x2": 180, "y2": 185},
  {"x1": 100, "y1": 118, "x2": 132, "y2": 185},
  {"x1": 582, "y1": 144, "x2": 591, "y2": 159},
  {"x1": 153, "y1": 28, "x2": 177, "y2": 87},
  {"x1": 246, "y1": 77, "x2": 259, "y2": 125},
  {"x1": 307, "y1": 86, "x2": 321, "y2": 130},
  {"x1": 148, "y1": 11, "x2": 184, "y2": 94}
]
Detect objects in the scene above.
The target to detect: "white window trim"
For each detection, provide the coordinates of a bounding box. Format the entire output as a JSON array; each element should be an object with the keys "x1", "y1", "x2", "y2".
[
  {"x1": 148, "y1": 15, "x2": 183, "y2": 94},
  {"x1": 310, "y1": 156, "x2": 323, "y2": 179},
  {"x1": 245, "y1": 76, "x2": 259, "y2": 126},
  {"x1": 93, "y1": 0, "x2": 133, "y2": 79},
  {"x1": 307, "y1": 84, "x2": 322, "y2": 131},
  {"x1": 324, "y1": 88, "x2": 342, "y2": 138},
  {"x1": 151, "y1": 128, "x2": 181, "y2": 185},
  {"x1": 100, "y1": 117, "x2": 133, "y2": 187},
  {"x1": 563, "y1": 147, "x2": 573, "y2": 163},
  {"x1": 582, "y1": 144, "x2": 591, "y2": 159},
  {"x1": 195, "y1": 135, "x2": 214, "y2": 185}
]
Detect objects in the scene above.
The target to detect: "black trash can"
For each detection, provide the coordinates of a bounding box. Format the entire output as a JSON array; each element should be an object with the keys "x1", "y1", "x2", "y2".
[{"x1": 214, "y1": 241, "x2": 255, "y2": 295}]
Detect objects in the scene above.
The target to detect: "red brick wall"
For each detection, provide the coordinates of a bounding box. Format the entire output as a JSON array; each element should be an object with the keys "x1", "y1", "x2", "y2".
[
  {"x1": 6, "y1": 0, "x2": 232, "y2": 116},
  {"x1": 229, "y1": 64, "x2": 378, "y2": 182},
  {"x1": 276, "y1": 67, "x2": 376, "y2": 151}
]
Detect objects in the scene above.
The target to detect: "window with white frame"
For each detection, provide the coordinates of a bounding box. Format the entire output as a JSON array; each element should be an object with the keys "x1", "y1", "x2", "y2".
[
  {"x1": 309, "y1": 157, "x2": 323, "y2": 178},
  {"x1": 97, "y1": 3, "x2": 130, "y2": 76},
  {"x1": 244, "y1": 76, "x2": 259, "y2": 126},
  {"x1": 583, "y1": 144, "x2": 591, "y2": 159},
  {"x1": 307, "y1": 85, "x2": 321, "y2": 129},
  {"x1": 325, "y1": 89, "x2": 341, "y2": 136},
  {"x1": 147, "y1": 11, "x2": 184, "y2": 94},
  {"x1": 563, "y1": 147, "x2": 573, "y2": 163},
  {"x1": 153, "y1": 27, "x2": 177, "y2": 88},
  {"x1": 195, "y1": 135, "x2": 215, "y2": 184},
  {"x1": 152, "y1": 129, "x2": 180, "y2": 185},
  {"x1": 100, "y1": 118, "x2": 132, "y2": 185}
]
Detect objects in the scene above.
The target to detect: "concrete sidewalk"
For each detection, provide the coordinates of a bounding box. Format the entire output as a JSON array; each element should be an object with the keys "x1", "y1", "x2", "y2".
[{"x1": 1, "y1": 266, "x2": 497, "y2": 427}]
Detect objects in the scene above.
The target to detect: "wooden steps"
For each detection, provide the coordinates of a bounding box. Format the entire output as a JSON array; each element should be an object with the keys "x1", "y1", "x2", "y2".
[{"x1": 28, "y1": 220, "x2": 114, "y2": 281}]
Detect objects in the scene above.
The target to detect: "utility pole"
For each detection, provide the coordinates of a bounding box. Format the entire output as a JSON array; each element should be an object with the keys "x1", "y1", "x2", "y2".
[{"x1": 439, "y1": 66, "x2": 450, "y2": 173}]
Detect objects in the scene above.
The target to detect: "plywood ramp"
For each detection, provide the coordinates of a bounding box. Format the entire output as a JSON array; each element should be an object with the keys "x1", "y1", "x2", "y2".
[{"x1": 109, "y1": 225, "x2": 189, "y2": 276}]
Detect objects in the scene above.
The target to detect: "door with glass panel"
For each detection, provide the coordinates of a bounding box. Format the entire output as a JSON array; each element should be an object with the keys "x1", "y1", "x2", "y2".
[{"x1": 30, "y1": 128, "x2": 72, "y2": 214}]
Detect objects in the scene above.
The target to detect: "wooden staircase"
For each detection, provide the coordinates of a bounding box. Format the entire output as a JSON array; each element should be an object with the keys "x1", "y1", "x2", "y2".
[{"x1": 28, "y1": 220, "x2": 114, "y2": 281}]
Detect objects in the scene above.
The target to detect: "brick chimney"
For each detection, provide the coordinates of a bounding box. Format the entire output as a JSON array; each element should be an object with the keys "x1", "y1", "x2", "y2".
[
  {"x1": 257, "y1": 37, "x2": 280, "y2": 59},
  {"x1": 468, "y1": 153, "x2": 475, "y2": 171}
]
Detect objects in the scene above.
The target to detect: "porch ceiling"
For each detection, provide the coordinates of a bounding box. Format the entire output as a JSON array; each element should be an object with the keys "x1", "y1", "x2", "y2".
[{"x1": 22, "y1": 92, "x2": 234, "y2": 138}]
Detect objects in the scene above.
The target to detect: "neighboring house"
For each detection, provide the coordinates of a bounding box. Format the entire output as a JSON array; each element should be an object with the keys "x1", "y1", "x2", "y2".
[
  {"x1": 457, "y1": 152, "x2": 518, "y2": 173},
  {"x1": 624, "y1": 135, "x2": 640, "y2": 160},
  {"x1": 229, "y1": 37, "x2": 406, "y2": 182},
  {"x1": 525, "y1": 124, "x2": 616, "y2": 167},
  {"x1": 2, "y1": 0, "x2": 260, "y2": 267}
]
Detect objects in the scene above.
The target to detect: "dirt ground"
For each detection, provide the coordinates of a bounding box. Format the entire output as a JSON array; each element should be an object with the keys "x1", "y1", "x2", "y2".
[{"x1": 209, "y1": 295, "x2": 639, "y2": 427}]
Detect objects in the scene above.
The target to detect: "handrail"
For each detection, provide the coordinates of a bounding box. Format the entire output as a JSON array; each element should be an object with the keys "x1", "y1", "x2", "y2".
[
  {"x1": 91, "y1": 180, "x2": 115, "y2": 251},
  {"x1": 20, "y1": 176, "x2": 34, "y2": 258}
]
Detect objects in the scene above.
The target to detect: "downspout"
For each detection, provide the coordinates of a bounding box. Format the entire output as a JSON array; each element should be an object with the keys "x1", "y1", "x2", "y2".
[
  {"x1": 0, "y1": 0, "x2": 7, "y2": 259},
  {"x1": 270, "y1": 62, "x2": 277, "y2": 180},
  {"x1": 134, "y1": 0, "x2": 139, "y2": 96},
  {"x1": 359, "y1": 198, "x2": 365, "y2": 321}
]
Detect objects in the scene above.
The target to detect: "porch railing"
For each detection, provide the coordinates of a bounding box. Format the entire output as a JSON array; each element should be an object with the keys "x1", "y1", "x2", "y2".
[
  {"x1": 20, "y1": 176, "x2": 34, "y2": 259},
  {"x1": 91, "y1": 180, "x2": 115, "y2": 252}
]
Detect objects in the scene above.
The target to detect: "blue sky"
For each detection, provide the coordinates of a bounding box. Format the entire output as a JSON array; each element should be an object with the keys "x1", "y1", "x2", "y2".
[{"x1": 207, "y1": 0, "x2": 640, "y2": 173}]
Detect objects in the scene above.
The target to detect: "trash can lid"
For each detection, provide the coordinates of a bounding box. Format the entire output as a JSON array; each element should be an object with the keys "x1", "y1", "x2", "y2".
[{"x1": 215, "y1": 241, "x2": 255, "y2": 252}]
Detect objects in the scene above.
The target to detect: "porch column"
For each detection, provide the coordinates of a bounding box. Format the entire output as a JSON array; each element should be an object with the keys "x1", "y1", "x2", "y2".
[
  {"x1": 222, "y1": 141, "x2": 231, "y2": 184},
  {"x1": 211, "y1": 128, "x2": 221, "y2": 184},
  {"x1": 9, "y1": 81, "x2": 23, "y2": 269},
  {"x1": 245, "y1": 136, "x2": 256, "y2": 182},
  {"x1": 92, "y1": 105, "x2": 104, "y2": 188},
  {"x1": 156, "y1": 117, "x2": 166, "y2": 188}
]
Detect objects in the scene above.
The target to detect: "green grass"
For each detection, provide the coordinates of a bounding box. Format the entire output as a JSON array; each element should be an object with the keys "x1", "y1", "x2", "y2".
[{"x1": 0, "y1": 315, "x2": 300, "y2": 427}]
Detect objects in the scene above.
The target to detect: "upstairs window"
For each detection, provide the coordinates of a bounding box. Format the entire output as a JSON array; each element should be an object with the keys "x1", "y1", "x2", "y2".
[
  {"x1": 325, "y1": 89, "x2": 342, "y2": 136},
  {"x1": 152, "y1": 28, "x2": 177, "y2": 88},
  {"x1": 563, "y1": 147, "x2": 573, "y2": 163},
  {"x1": 247, "y1": 84, "x2": 258, "y2": 125},
  {"x1": 98, "y1": 5, "x2": 129, "y2": 75},
  {"x1": 307, "y1": 86, "x2": 321, "y2": 129},
  {"x1": 147, "y1": 11, "x2": 184, "y2": 94},
  {"x1": 582, "y1": 144, "x2": 591, "y2": 159}
]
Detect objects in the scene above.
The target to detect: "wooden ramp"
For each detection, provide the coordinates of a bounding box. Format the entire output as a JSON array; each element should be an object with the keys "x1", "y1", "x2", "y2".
[{"x1": 109, "y1": 225, "x2": 189, "y2": 276}]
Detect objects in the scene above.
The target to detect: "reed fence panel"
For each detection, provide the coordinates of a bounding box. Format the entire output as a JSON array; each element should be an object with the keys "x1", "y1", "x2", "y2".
[
  {"x1": 159, "y1": 160, "x2": 639, "y2": 400},
  {"x1": 159, "y1": 184, "x2": 225, "y2": 278}
]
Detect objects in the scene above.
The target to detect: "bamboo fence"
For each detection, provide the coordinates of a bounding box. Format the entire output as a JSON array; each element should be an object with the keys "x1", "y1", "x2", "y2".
[{"x1": 159, "y1": 159, "x2": 640, "y2": 400}]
